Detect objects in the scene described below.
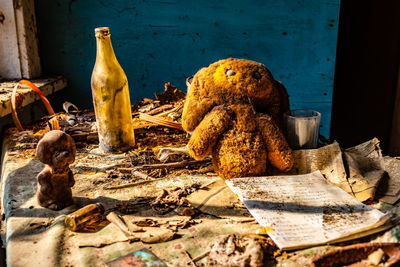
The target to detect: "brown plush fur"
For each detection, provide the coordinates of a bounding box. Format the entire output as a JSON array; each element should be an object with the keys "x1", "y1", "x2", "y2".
[
  {"x1": 36, "y1": 130, "x2": 76, "y2": 210},
  {"x1": 182, "y1": 58, "x2": 293, "y2": 179}
]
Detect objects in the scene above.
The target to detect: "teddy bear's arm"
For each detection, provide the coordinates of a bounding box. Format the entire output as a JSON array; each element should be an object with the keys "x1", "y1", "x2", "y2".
[
  {"x1": 257, "y1": 114, "x2": 294, "y2": 172},
  {"x1": 188, "y1": 105, "x2": 231, "y2": 160},
  {"x1": 182, "y1": 98, "x2": 216, "y2": 132},
  {"x1": 37, "y1": 170, "x2": 53, "y2": 193},
  {"x1": 68, "y1": 169, "x2": 75, "y2": 187},
  {"x1": 182, "y1": 68, "x2": 218, "y2": 132}
]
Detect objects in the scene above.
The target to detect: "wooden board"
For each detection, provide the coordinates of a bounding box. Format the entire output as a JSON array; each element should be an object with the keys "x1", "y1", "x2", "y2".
[{"x1": 0, "y1": 77, "x2": 67, "y2": 118}]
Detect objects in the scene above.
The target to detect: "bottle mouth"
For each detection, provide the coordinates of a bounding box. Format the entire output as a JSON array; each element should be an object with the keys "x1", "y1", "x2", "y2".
[{"x1": 95, "y1": 27, "x2": 110, "y2": 37}]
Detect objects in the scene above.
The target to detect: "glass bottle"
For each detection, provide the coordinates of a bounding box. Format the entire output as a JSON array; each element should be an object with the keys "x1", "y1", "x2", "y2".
[
  {"x1": 65, "y1": 203, "x2": 105, "y2": 232},
  {"x1": 91, "y1": 27, "x2": 135, "y2": 153}
]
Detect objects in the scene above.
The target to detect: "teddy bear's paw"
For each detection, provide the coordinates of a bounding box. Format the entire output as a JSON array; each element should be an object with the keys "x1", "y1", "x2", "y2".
[{"x1": 268, "y1": 150, "x2": 294, "y2": 172}]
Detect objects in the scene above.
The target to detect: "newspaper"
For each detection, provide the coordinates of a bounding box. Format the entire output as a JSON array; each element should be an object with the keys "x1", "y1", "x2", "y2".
[
  {"x1": 343, "y1": 138, "x2": 385, "y2": 202},
  {"x1": 379, "y1": 156, "x2": 400, "y2": 204},
  {"x1": 226, "y1": 171, "x2": 392, "y2": 250},
  {"x1": 282, "y1": 141, "x2": 352, "y2": 194},
  {"x1": 276, "y1": 139, "x2": 394, "y2": 203}
]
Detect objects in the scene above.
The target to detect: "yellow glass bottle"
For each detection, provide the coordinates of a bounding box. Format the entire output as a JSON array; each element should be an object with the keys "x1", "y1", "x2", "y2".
[
  {"x1": 91, "y1": 27, "x2": 135, "y2": 153},
  {"x1": 64, "y1": 203, "x2": 105, "y2": 232}
]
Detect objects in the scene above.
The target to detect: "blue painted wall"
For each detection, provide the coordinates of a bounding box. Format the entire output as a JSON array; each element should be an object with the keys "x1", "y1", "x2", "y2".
[{"x1": 35, "y1": 0, "x2": 340, "y2": 137}]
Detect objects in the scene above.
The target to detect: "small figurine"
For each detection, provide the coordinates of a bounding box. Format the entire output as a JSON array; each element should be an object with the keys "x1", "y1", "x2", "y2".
[
  {"x1": 36, "y1": 130, "x2": 76, "y2": 210},
  {"x1": 182, "y1": 58, "x2": 294, "y2": 179}
]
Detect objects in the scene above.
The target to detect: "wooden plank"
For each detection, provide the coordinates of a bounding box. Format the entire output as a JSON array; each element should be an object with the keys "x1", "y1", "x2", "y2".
[{"x1": 0, "y1": 77, "x2": 67, "y2": 118}]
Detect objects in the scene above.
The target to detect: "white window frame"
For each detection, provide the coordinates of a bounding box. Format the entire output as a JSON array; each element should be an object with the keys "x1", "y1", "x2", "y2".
[{"x1": 0, "y1": 0, "x2": 41, "y2": 79}]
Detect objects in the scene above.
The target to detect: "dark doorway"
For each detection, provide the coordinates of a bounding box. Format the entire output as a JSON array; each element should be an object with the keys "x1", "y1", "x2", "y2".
[{"x1": 330, "y1": 0, "x2": 400, "y2": 154}]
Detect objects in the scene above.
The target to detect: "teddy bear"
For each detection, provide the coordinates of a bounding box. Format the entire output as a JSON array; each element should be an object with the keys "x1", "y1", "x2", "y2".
[
  {"x1": 36, "y1": 130, "x2": 76, "y2": 210},
  {"x1": 182, "y1": 58, "x2": 294, "y2": 179}
]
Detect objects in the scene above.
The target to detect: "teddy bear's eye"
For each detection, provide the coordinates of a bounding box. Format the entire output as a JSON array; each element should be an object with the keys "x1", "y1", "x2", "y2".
[
  {"x1": 226, "y1": 69, "x2": 236, "y2": 76},
  {"x1": 253, "y1": 71, "x2": 261, "y2": 79}
]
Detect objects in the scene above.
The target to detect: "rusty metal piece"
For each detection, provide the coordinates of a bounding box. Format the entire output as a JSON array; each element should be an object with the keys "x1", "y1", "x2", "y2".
[
  {"x1": 62, "y1": 101, "x2": 79, "y2": 113},
  {"x1": 312, "y1": 242, "x2": 400, "y2": 267}
]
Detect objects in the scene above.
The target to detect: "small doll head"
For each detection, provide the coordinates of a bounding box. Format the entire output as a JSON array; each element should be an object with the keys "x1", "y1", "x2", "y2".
[{"x1": 36, "y1": 130, "x2": 76, "y2": 168}]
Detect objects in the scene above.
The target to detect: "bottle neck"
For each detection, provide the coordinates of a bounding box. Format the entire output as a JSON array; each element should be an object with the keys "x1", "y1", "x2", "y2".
[{"x1": 95, "y1": 35, "x2": 118, "y2": 63}]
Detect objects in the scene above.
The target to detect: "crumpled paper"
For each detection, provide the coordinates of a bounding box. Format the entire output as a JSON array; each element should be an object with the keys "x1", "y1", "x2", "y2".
[{"x1": 276, "y1": 138, "x2": 400, "y2": 203}]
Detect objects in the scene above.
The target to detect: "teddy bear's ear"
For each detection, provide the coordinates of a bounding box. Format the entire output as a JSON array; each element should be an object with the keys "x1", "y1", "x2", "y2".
[
  {"x1": 275, "y1": 81, "x2": 289, "y2": 111},
  {"x1": 186, "y1": 76, "x2": 193, "y2": 90},
  {"x1": 182, "y1": 69, "x2": 216, "y2": 132}
]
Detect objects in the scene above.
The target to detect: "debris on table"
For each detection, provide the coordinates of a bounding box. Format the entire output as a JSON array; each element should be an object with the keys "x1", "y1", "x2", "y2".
[
  {"x1": 311, "y1": 242, "x2": 400, "y2": 267},
  {"x1": 151, "y1": 184, "x2": 202, "y2": 214},
  {"x1": 132, "y1": 82, "x2": 185, "y2": 131},
  {"x1": 5, "y1": 78, "x2": 400, "y2": 267},
  {"x1": 7, "y1": 82, "x2": 213, "y2": 191},
  {"x1": 187, "y1": 179, "x2": 252, "y2": 221},
  {"x1": 105, "y1": 211, "x2": 187, "y2": 244},
  {"x1": 130, "y1": 216, "x2": 195, "y2": 230},
  {"x1": 206, "y1": 234, "x2": 265, "y2": 267},
  {"x1": 153, "y1": 146, "x2": 191, "y2": 163},
  {"x1": 106, "y1": 211, "x2": 137, "y2": 240},
  {"x1": 155, "y1": 82, "x2": 186, "y2": 104}
]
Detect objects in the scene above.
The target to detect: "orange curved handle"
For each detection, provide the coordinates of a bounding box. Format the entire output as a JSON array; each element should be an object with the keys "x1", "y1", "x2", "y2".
[{"x1": 19, "y1": 80, "x2": 55, "y2": 115}]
